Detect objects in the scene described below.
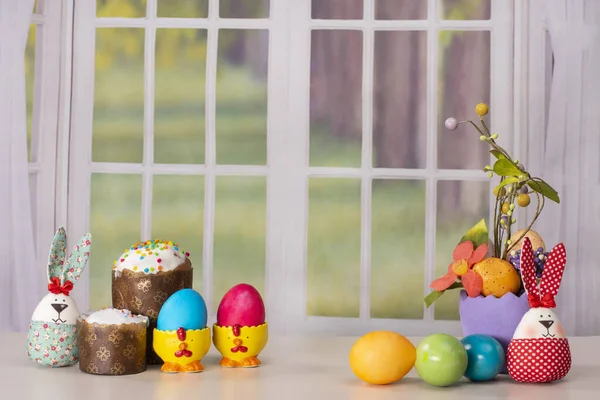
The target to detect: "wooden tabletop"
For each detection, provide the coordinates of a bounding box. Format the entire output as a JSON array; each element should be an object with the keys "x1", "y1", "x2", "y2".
[{"x1": 6, "y1": 333, "x2": 600, "y2": 399}]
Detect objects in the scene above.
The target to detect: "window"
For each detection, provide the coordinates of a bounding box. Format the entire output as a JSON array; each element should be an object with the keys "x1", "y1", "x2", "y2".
[
  {"x1": 68, "y1": 0, "x2": 514, "y2": 335},
  {"x1": 26, "y1": 0, "x2": 62, "y2": 279}
]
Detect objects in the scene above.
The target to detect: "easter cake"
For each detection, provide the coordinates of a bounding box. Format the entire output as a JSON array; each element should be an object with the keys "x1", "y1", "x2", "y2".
[
  {"x1": 77, "y1": 308, "x2": 149, "y2": 375},
  {"x1": 111, "y1": 240, "x2": 193, "y2": 364}
]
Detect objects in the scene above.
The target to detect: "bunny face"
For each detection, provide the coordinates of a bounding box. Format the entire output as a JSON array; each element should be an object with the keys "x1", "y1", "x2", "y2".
[
  {"x1": 513, "y1": 308, "x2": 566, "y2": 339},
  {"x1": 29, "y1": 226, "x2": 91, "y2": 325},
  {"x1": 31, "y1": 293, "x2": 80, "y2": 325}
]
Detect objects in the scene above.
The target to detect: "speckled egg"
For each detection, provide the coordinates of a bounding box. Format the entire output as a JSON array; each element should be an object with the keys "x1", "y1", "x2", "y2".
[
  {"x1": 509, "y1": 230, "x2": 545, "y2": 253},
  {"x1": 157, "y1": 288, "x2": 207, "y2": 330},
  {"x1": 472, "y1": 258, "x2": 522, "y2": 298}
]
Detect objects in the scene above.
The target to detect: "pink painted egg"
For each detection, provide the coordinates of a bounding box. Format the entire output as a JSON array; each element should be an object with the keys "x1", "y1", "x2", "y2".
[{"x1": 216, "y1": 283, "x2": 265, "y2": 327}]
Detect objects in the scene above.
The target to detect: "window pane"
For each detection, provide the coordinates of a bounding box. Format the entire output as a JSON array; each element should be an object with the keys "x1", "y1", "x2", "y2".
[
  {"x1": 439, "y1": 0, "x2": 490, "y2": 20},
  {"x1": 93, "y1": 28, "x2": 145, "y2": 163},
  {"x1": 220, "y1": 0, "x2": 269, "y2": 18},
  {"x1": 307, "y1": 178, "x2": 361, "y2": 317},
  {"x1": 216, "y1": 30, "x2": 268, "y2": 165},
  {"x1": 155, "y1": 29, "x2": 207, "y2": 164},
  {"x1": 375, "y1": 0, "x2": 427, "y2": 20},
  {"x1": 25, "y1": 24, "x2": 37, "y2": 162},
  {"x1": 373, "y1": 31, "x2": 426, "y2": 169},
  {"x1": 371, "y1": 180, "x2": 425, "y2": 319},
  {"x1": 310, "y1": 30, "x2": 362, "y2": 167},
  {"x1": 438, "y1": 30, "x2": 490, "y2": 169},
  {"x1": 213, "y1": 176, "x2": 266, "y2": 311},
  {"x1": 97, "y1": 0, "x2": 146, "y2": 17},
  {"x1": 152, "y1": 175, "x2": 204, "y2": 290},
  {"x1": 312, "y1": 0, "x2": 363, "y2": 19},
  {"x1": 434, "y1": 180, "x2": 490, "y2": 320},
  {"x1": 90, "y1": 174, "x2": 142, "y2": 310},
  {"x1": 158, "y1": 0, "x2": 208, "y2": 18}
]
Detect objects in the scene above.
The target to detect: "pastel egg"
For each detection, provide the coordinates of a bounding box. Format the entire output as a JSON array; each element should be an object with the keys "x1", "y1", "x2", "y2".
[
  {"x1": 216, "y1": 283, "x2": 265, "y2": 327},
  {"x1": 157, "y1": 289, "x2": 207, "y2": 331}
]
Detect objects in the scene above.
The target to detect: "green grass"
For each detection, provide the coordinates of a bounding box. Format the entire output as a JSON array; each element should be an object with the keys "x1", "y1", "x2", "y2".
[{"x1": 87, "y1": 65, "x2": 475, "y2": 320}]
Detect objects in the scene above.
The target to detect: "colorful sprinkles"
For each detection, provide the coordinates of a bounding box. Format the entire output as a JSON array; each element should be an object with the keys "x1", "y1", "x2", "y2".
[{"x1": 112, "y1": 239, "x2": 190, "y2": 275}]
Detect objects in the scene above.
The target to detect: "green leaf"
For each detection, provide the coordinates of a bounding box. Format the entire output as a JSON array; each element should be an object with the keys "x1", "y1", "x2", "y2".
[
  {"x1": 459, "y1": 218, "x2": 489, "y2": 248},
  {"x1": 424, "y1": 290, "x2": 443, "y2": 308},
  {"x1": 528, "y1": 180, "x2": 560, "y2": 203},
  {"x1": 424, "y1": 282, "x2": 464, "y2": 308},
  {"x1": 493, "y1": 159, "x2": 522, "y2": 177},
  {"x1": 490, "y1": 150, "x2": 506, "y2": 160},
  {"x1": 497, "y1": 177, "x2": 520, "y2": 188}
]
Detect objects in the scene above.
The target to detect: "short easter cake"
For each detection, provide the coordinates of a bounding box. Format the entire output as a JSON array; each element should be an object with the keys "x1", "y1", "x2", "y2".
[
  {"x1": 111, "y1": 239, "x2": 193, "y2": 364},
  {"x1": 77, "y1": 308, "x2": 149, "y2": 375}
]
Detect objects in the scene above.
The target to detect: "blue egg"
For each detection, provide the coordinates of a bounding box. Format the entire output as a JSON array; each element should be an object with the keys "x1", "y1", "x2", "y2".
[
  {"x1": 157, "y1": 289, "x2": 207, "y2": 331},
  {"x1": 460, "y1": 334, "x2": 505, "y2": 381}
]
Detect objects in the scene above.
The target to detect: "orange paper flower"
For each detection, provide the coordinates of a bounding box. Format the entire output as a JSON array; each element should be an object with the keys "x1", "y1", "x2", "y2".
[{"x1": 430, "y1": 241, "x2": 487, "y2": 298}]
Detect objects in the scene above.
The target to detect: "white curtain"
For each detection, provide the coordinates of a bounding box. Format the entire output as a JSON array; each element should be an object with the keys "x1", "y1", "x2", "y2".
[
  {"x1": 0, "y1": 0, "x2": 38, "y2": 332},
  {"x1": 535, "y1": 0, "x2": 600, "y2": 335}
]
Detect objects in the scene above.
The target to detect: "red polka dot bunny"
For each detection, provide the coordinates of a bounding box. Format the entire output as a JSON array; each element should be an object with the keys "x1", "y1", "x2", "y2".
[{"x1": 507, "y1": 237, "x2": 571, "y2": 383}]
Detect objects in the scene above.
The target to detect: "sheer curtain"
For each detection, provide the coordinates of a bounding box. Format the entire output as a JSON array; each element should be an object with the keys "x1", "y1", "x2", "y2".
[
  {"x1": 534, "y1": 0, "x2": 600, "y2": 335},
  {"x1": 0, "y1": 0, "x2": 38, "y2": 332}
]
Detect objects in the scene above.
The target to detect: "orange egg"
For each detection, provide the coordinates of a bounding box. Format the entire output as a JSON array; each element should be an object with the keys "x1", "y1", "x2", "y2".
[
  {"x1": 472, "y1": 257, "x2": 521, "y2": 297},
  {"x1": 349, "y1": 331, "x2": 416, "y2": 385}
]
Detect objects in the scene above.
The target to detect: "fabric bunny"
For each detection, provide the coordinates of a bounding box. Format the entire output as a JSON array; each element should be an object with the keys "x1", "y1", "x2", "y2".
[
  {"x1": 27, "y1": 226, "x2": 92, "y2": 367},
  {"x1": 506, "y1": 237, "x2": 571, "y2": 383}
]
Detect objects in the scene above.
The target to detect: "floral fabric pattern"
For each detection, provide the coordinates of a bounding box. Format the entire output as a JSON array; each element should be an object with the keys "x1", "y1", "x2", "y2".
[{"x1": 27, "y1": 320, "x2": 78, "y2": 367}]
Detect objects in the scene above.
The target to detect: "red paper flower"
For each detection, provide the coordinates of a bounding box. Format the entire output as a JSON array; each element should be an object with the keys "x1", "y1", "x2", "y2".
[{"x1": 430, "y1": 241, "x2": 487, "y2": 297}]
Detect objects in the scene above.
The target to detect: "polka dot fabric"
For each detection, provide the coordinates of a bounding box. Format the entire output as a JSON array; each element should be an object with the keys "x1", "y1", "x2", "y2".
[
  {"x1": 540, "y1": 243, "x2": 566, "y2": 298},
  {"x1": 507, "y1": 338, "x2": 571, "y2": 383},
  {"x1": 520, "y1": 238, "x2": 538, "y2": 298}
]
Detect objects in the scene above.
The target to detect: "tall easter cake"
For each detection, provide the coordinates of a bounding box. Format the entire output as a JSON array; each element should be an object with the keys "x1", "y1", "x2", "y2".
[
  {"x1": 112, "y1": 240, "x2": 193, "y2": 364},
  {"x1": 77, "y1": 308, "x2": 149, "y2": 375}
]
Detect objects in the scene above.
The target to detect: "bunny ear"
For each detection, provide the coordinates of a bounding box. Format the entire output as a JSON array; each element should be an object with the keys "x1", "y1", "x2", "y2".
[
  {"x1": 47, "y1": 226, "x2": 67, "y2": 283},
  {"x1": 63, "y1": 233, "x2": 92, "y2": 284},
  {"x1": 540, "y1": 243, "x2": 567, "y2": 298},
  {"x1": 520, "y1": 237, "x2": 539, "y2": 299}
]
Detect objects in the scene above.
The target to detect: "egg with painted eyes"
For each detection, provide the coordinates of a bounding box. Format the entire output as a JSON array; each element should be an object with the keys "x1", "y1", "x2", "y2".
[{"x1": 157, "y1": 288, "x2": 208, "y2": 330}]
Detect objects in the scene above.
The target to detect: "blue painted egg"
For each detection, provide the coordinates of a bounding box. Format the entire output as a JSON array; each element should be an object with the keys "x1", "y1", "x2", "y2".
[
  {"x1": 460, "y1": 334, "x2": 505, "y2": 381},
  {"x1": 157, "y1": 289, "x2": 208, "y2": 331}
]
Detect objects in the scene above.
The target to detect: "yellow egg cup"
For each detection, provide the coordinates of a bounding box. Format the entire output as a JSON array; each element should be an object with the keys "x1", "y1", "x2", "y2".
[
  {"x1": 212, "y1": 323, "x2": 268, "y2": 368},
  {"x1": 153, "y1": 327, "x2": 211, "y2": 373}
]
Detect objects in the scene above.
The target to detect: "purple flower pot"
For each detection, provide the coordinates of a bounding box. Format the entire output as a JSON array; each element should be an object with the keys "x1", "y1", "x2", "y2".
[{"x1": 458, "y1": 290, "x2": 530, "y2": 373}]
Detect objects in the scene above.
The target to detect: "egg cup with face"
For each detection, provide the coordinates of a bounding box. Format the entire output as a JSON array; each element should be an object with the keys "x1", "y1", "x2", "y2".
[
  {"x1": 212, "y1": 323, "x2": 268, "y2": 368},
  {"x1": 153, "y1": 327, "x2": 211, "y2": 373}
]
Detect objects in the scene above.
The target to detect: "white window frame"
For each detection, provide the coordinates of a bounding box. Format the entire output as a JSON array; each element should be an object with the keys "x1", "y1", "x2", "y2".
[
  {"x1": 28, "y1": 0, "x2": 63, "y2": 281},
  {"x1": 64, "y1": 0, "x2": 515, "y2": 335}
]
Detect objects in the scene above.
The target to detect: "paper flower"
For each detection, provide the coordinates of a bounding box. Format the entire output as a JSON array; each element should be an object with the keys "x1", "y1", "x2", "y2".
[{"x1": 430, "y1": 241, "x2": 487, "y2": 298}]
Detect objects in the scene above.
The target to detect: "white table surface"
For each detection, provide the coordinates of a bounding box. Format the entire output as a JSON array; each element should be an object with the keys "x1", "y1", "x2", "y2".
[{"x1": 6, "y1": 333, "x2": 600, "y2": 399}]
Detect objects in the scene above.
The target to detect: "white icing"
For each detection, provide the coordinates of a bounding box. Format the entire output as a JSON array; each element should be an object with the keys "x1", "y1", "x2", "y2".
[
  {"x1": 113, "y1": 240, "x2": 188, "y2": 276},
  {"x1": 85, "y1": 308, "x2": 148, "y2": 325}
]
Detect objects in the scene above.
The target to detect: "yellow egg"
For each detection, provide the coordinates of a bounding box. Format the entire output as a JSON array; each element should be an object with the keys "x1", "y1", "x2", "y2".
[
  {"x1": 472, "y1": 257, "x2": 521, "y2": 297},
  {"x1": 349, "y1": 331, "x2": 416, "y2": 385},
  {"x1": 509, "y1": 229, "x2": 545, "y2": 252}
]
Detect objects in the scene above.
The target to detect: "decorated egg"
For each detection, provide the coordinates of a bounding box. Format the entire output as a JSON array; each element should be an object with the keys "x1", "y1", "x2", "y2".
[
  {"x1": 349, "y1": 331, "x2": 416, "y2": 385},
  {"x1": 217, "y1": 283, "x2": 265, "y2": 327},
  {"x1": 472, "y1": 257, "x2": 521, "y2": 297},
  {"x1": 415, "y1": 334, "x2": 468, "y2": 387},
  {"x1": 157, "y1": 288, "x2": 207, "y2": 330},
  {"x1": 509, "y1": 229, "x2": 545, "y2": 254}
]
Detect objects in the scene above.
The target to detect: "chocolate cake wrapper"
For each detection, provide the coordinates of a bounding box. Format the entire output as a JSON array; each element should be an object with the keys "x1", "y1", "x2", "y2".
[
  {"x1": 112, "y1": 260, "x2": 193, "y2": 364},
  {"x1": 77, "y1": 317, "x2": 147, "y2": 375}
]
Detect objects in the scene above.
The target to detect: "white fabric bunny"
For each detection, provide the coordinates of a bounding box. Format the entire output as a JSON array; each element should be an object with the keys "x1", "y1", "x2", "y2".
[
  {"x1": 506, "y1": 237, "x2": 571, "y2": 383},
  {"x1": 26, "y1": 226, "x2": 92, "y2": 367}
]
